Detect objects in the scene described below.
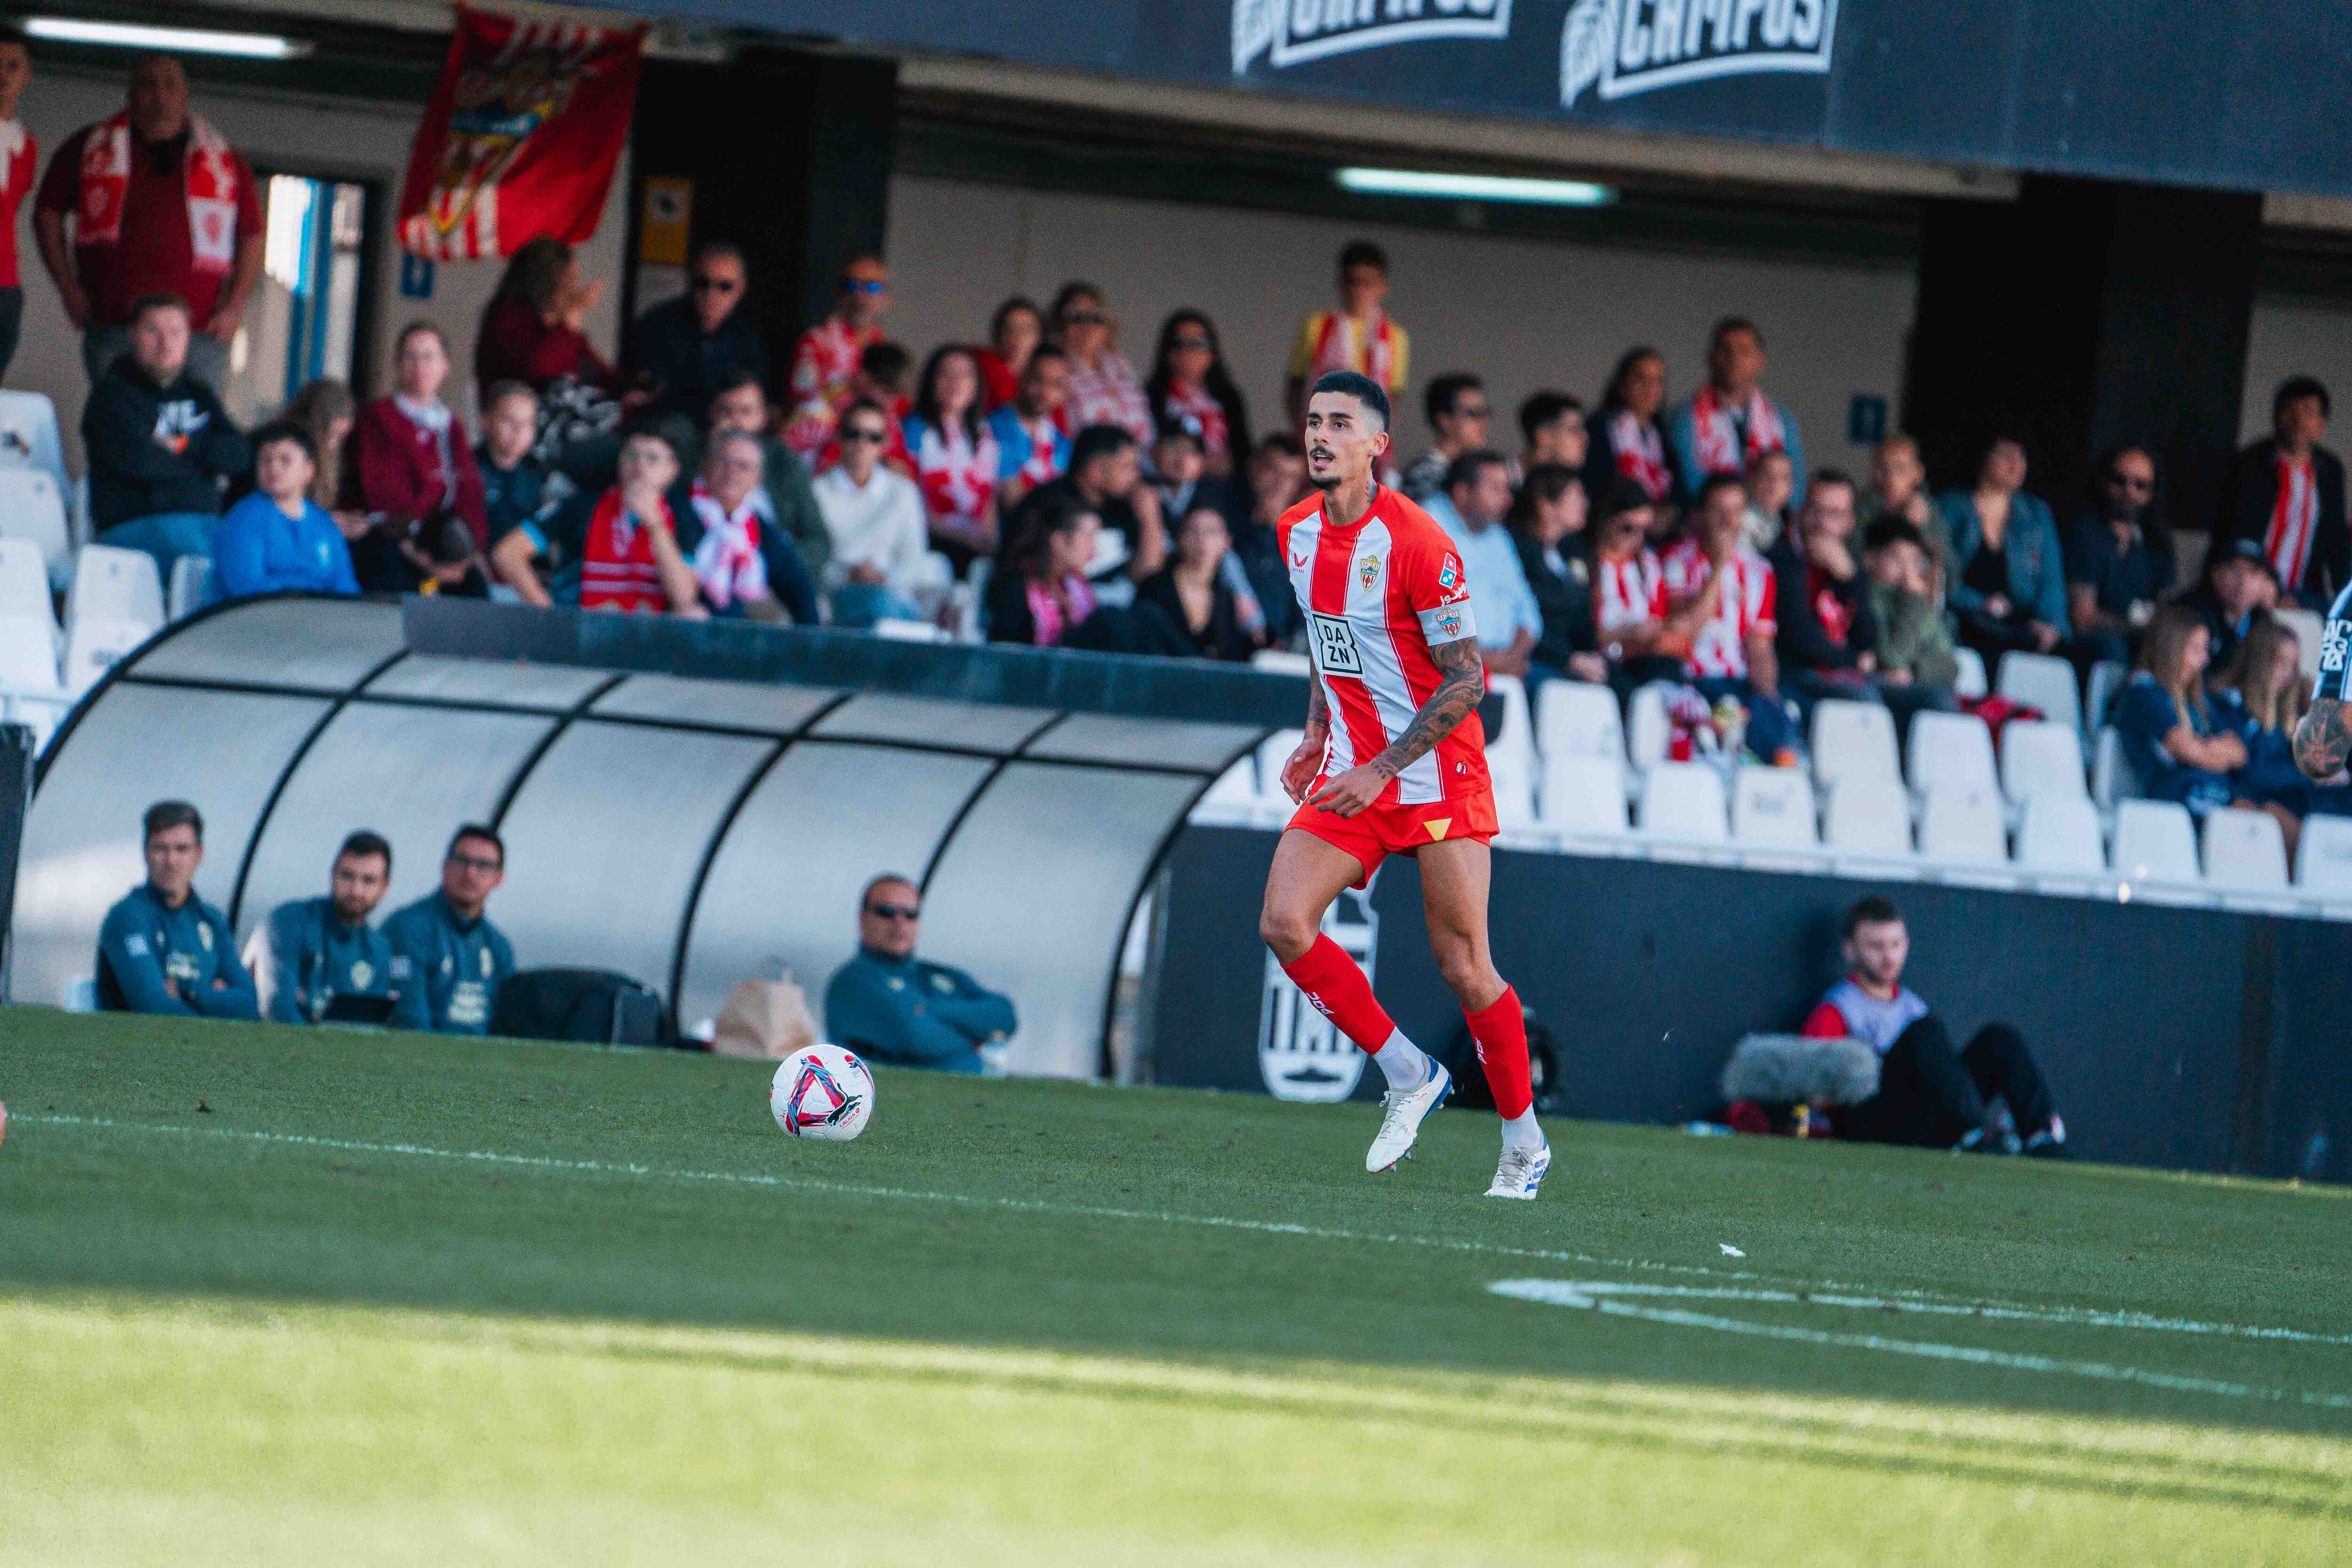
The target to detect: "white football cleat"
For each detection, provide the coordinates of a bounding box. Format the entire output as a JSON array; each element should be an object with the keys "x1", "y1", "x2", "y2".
[
  {"x1": 1485, "y1": 1139, "x2": 1551, "y2": 1200},
  {"x1": 1365, "y1": 1061, "x2": 1452, "y2": 1172}
]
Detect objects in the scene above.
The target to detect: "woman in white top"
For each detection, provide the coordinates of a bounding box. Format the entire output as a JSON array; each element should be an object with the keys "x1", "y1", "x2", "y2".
[{"x1": 813, "y1": 397, "x2": 931, "y2": 628}]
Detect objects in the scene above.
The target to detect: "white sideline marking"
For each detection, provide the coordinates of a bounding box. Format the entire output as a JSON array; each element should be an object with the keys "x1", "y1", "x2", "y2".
[
  {"x1": 1490, "y1": 1280, "x2": 2352, "y2": 1411},
  {"x1": 24, "y1": 1113, "x2": 2352, "y2": 1357}
]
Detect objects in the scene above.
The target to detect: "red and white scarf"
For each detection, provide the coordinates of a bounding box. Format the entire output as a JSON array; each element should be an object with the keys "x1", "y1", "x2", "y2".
[
  {"x1": 2265, "y1": 453, "x2": 2320, "y2": 592},
  {"x1": 580, "y1": 490, "x2": 671, "y2": 614},
  {"x1": 1609, "y1": 409, "x2": 1672, "y2": 501},
  {"x1": 908, "y1": 416, "x2": 998, "y2": 525},
  {"x1": 1160, "y1": 380, "x2": 1229, "y2": 457},
  {"x1": 1595, "y1": 549, "x2": 1664, "y2": 634},
  {"x1": 1005, "y1": 410, "x2": 1064, "y2": 489},
  {"x1": 1025, "y1": 574, "x2": 1097, "y2": 648},
  {"x1": 1305, "y1": 308, "x2": 1400, "y2": 390},
  {"x1": 77, "y1": 111, "x2": 239, "y2": 273},
  {"x1": 687, "y1": 481, "x2": 769, "y2": 611},
  {"x1": 1686, "y1": 383, "x2": 1786, "y2": 479}
]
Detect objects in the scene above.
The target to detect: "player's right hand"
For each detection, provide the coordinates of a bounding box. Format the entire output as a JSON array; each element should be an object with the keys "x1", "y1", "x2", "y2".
[{"x1": 1281, "y1": 736, "x2": 1323, "y2": 803}]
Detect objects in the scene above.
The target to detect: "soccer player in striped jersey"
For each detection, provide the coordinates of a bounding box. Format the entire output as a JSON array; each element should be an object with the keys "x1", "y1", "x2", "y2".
[{"x1": 1257, "y1": 370, "x2": 1549, "y2": 1199}]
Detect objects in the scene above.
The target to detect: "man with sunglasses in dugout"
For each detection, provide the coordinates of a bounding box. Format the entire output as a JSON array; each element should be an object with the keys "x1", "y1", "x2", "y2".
[
  {"x1": 823, "y1": 874, "x2": 1017, "y2": 1075},
  {"x1": 631, "y1": 240, "x2": 768, "y2": 427},
  {"x1": 386, "y1": 825, "x2": 516, "y2": 1035},
  {"x1": 2064, "y1": 444, "x2": 2174, "y2": 669}
]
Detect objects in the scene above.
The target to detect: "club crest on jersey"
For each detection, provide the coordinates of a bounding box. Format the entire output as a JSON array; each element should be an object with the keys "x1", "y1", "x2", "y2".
[
  {"x1": 1435, "y1": 607, "x2": 1466, "y2": 641},
  {"x1": 1438, "y1": 556, "x2": 1460, "y2": 591},
  {"x1": 1356, "y1": 550, "x2": 1381, "y2": 590}
]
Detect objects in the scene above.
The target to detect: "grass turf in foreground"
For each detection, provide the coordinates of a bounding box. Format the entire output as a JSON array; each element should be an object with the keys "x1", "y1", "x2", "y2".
[{"x1": 2, "y1": 1010, "x2": 2351, "y2": 1563}]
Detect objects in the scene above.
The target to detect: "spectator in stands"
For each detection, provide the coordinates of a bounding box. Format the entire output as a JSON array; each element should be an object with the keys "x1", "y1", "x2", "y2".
[
  {"x1": 262, "y1": 830, "x2": 396, "y2": 1025},
  {"x1": 474, "y1": 235, "x2": 619, "y2": 398},
  {"x1": 1742, "y1": 448, "x2": 1796, "y2": 554},
  {"x1": 2173, "y1": 538, "x2": 2278, "y2": 676},
  {"x1": 208, "y1": 421, "x2": 358, "y2": 603},
  {"x1": 1008, "y1": 424, "x2": 1165, "y2": 581},
  {"x1": 990, "y1": 345, "x2": 1071, "y2": 509},
  {"x1": 815, "y1": 341, "x2": 914, "y2": 476},
  {"x1": 1137, "y1": 503, "x2": 1258, "y2": 661},
  {"x1": 481, "y1": 380, "x2": 569, "y2": 605},
  {"x1": 1147, "y1": 309, "x2": 1250, "y2": 478},
  {"x1": 283, "y1": 378, "x2": 357, "y2": 519},
  {"x1": 1402, "y1": 374, "x2": 1489, "y2": 501},
  {"x1": 1148, "y1": 421, "x2": 1262, "y2": 642},
  {"x1": 974, "y1": 295, "x2": 1041, "y2": 410},
  {"x1": 902, "y1": 344, "x2": 1000, "y2": 567},
  {"x1": 1769, "y1": 469, "x2": 1880, "y2": 706},
  {"x1": 35, "y1": 54, "x2": 262, "y2": 390},
  {"x1": 1662, "y1": 474, "x2": 1797, "y2": 763},
  {"x1": 1859, "y1": 431, "x2": 1935, "y2": 539},
  {"x1": 1286, "y1": 239, "x2": 1408, "y2": 429},
  {"x1": 784, "y1": 256, "x2": 887, "y2": 460},
  {"x1": 1051, "y1": 282, "x2": 1153, "y2": 447},
  {"x1": 2217, "y1": 375, "x2": 2347, "y2": 608},
  {"x1": 350, "y1": 321, "x2": 490, "y2": 597},
  {"x1": 0, "y1": 34, "x2": 35, "y2": 382},
  {"x1": 1938, "y1": 434, "x2": 2068, "y2": 664},
  {"x1": 1508, "y1": 464, "x2": 1605, "y2": 685},
  {"x1": 95, "y1": 799, "x2": 256, "y2": 1018},
  {"x1": 824, "y1": 874, "x2": 1017, "y2": 1074},
  {"x1": 386, "y1": 825, "x2": 515, "y2": 1036},
  {"x1": 699, "y1": 369, "x2": 830, "y2": 579},
  {"x1": 1860, "y1": 517, "x2": 1960, "y2": 698},
  {"x1": 574, "y1": 426, "x2": 701, "y2": 617},
  {"x1": 1516, "y1": 391, "x2": 1587, "y2": 484},
  {"x1": 1666, "y1": 318, "x2": 1803, "y2": 511},
  {"x1": 1591, "y1": 481, "x2": 1680, "y2": 688},
  {"x1": 814, "y1": 398, "x2": 931, "y2": 628},
  {"x1": 986, "y1": 494, "x2": 1101, "y2": 648},
  {"x1": 631, "y1": 240, "x2": 764, "y2": 426},
  {"x1": 1240, "y1": 432, "x2": 1310, "y2": 642},
  {"x1": 2066, "y1": 444, "x2": 2174, "y2": 669},
  {"x1": 2115, "y1": 604, "x2": 2245, "y2": 819},
  {"x1": 1587, "y1": 346, "x2": 1679, "y2": 519},
  {"x1": 1424, "y1": 449, "x2": 1541, "y2": 682},
  {"x1": 1802, "y1": 896, "x2": 2066, "y2": 1155},
  {"x1": 2210, "y1": 614, "x2": 2320, "y2": 858},
  {"x1": 83, "y1": 291, "x2": 249, "y2": 578},
  {"x1": 674, "y1": 429, "x2": 818, "y2": 623}
]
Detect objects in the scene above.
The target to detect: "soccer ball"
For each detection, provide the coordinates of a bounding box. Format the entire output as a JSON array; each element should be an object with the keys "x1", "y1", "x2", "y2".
[{"x1": 770, "y1": 1044, "x2": 874, "y2": 1141}]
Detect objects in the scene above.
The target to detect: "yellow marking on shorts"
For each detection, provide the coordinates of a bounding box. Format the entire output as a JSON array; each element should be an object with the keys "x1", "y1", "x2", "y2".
[{"x1": 1424, "y1": 818, "x2": 1452, "y2": 841}]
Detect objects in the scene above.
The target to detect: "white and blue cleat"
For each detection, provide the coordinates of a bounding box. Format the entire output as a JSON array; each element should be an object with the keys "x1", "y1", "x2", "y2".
[
  {"x1": 1365, "y1": 1061, "x2": 1452, "y2": 1172},
  {"x1": 1485, "y1": 1139, "x2": 1551, "y2": 1200}
]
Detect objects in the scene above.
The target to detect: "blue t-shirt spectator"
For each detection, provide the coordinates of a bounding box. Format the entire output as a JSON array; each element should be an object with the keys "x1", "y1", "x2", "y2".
[
  {"x1": 96, "y1": 882, "x2": 257, "y2": 1018},
  {"x1": 824, "y1": 947, "x2": 1017, "y2": 1075},
  {"x1": 1423, "y1": 490, "x2": 1542, "y2": 655},
  {"x1": 2114, "y1": 670, "x2": 2234, "y2": 814},
  {"x1": 989, "y1": 402, "x2": 1070, "y2": 486},
  {"x1": 384, "y1": 891, "x2": 515, "y2": 1035},
  {"x1": 208, "y1": 488, "x2": 359, "y2": 602}
]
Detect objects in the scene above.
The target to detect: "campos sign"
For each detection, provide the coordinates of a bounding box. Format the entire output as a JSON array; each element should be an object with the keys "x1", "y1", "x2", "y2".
[
  {"x1": 1562, "y1": 0, "x2": 1838, "y2": 105},
  {"x1": 1232, "y1": 0, "x2": 1512, "y2": 73}
]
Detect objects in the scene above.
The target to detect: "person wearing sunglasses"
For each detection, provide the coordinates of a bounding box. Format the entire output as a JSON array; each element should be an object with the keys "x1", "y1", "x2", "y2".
[
  {"x1": 385, "y1": 825, "x2": 516, "y2": 1036},
  {"x1": 2066, "y1": 444, "x2": 2176, "y2": 668},
  {"x1": 814, "y1": 397, "x2": 932, "y2": 627},
  {"x1": 1146, "y1": 309, "x2": 1251, "y2": 479},
  {"x1": 823, "y1": 874, "x2": 1017, "y2": 1075},
  {"x1": 785, "y1": 255, "x2": 890, "y2": 459},
  {"x1": 1049, "y1": 281, "x2": 1152, "y2": 448},
  {"x1": 631, "y1": 240, "x2": 768, "y2": 426}
]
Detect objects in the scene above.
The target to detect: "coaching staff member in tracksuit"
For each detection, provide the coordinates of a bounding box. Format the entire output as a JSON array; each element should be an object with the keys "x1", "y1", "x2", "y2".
[
  {"x1": 262, "y1": 830, "x2": 398, "y2": 1024},
  {"x1": 386, "y1": 824, "x2": 515, "y2": 1034},
  {"x1": 824, "y1": 873, "x2": 1017, "y2": 1074},
  {"x1": 96, "y1": 799, "x2": 257, "y2": 1018}
]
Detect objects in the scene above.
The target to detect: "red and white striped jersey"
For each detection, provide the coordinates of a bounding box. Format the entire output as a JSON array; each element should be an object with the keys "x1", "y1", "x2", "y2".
[
  {"x1": 1279, "y1": 486, "x2": 1490, "y2": 806},
  {"x1": 1595, "y1": 547, "x2": 1666, "y2": 635},
  {"x1": 2266, "y1": 454, "x2": 2320, "y2": 592},
  {"x1": 1660, "y1": 537, "x2": 1777, "y2": 679}
]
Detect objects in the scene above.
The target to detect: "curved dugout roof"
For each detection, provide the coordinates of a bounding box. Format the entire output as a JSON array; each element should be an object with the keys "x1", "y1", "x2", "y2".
[{"x1": 10, "y1": 597, "x2": 1273, "y2": 1077}]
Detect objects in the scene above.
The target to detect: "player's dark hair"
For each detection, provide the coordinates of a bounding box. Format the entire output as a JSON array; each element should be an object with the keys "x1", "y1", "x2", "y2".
[
  {"x1": 447, "y1": 824, "x2": 504, "y2": 868},
  {"x1": 860, "y1": 872, "x2": 919, "y2": 911},
  {"x1": 1423, "y1": 372, "x2": 1481, "y2": 429},
  {"x1": 1312, "y1": 370, "x2": 1390, "y2": 431},
  {"x1": 1518, "y1": 390, "x2": 1583, "y2": 446},
  {"x1": 2276, "y1": 374, "x2": 2332, "y2": 421},
  {"x1": 1070, "y1": 423, "x2": 1136, "y2": 470},
  {"x1": 251, "y1": 420, "x2": 317, "y2": 465},
  {"x1": 1443, "y1": 448, "x2": 1508, "y2": 497},
  {"x1": 143, "y1": 799, "x2": 202, "y2": 843},
  {"x1": 1337, "y1": 239, "x2": 1388, "y2": 276},
  {"x1": 1710, "y1": 316, "x2": 1764, "y2": 352},
  {"x1": 1843, "y1": 896, "x2": 1904, "y2": 939},
  {"x1": 337, "y1": 830, "x2": 392, "y2": 872},
  {"x1": 1697, "y1": 472, "x2": 1749, "y2": 511}
]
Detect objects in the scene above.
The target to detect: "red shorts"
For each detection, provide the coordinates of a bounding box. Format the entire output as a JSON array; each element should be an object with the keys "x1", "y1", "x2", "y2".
[{"x1": 1286, "y1": 787, "x2": 1499, "y2": 888}]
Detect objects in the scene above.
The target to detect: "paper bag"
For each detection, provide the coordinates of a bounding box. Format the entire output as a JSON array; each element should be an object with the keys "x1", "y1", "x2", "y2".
[{"x1": 710, "y1": 973, "x2": 818, "y2": 1059}]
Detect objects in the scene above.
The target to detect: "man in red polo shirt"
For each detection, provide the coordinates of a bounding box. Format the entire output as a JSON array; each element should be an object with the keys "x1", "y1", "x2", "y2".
[
  {"x1": 34, "y1": 53, "x2": 262, "y2": 390},
  {"x1": 0, "y1": 32, "x2": 36, "y2": 383}
]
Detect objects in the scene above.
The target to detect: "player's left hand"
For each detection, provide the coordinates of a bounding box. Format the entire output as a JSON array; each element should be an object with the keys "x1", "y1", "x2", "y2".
[{"x1": 1305, "y1": 764, "x2": 1388, "y2": 818}]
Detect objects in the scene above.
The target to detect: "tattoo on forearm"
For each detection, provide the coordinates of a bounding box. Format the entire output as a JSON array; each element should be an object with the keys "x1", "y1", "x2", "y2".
[
  {"x1": 2294, "y1": 697, "x2": 2352, "y2": 780},
  {"x1": 1368, "y1": 638, "x2": 1485, "y2": 779},
  {"x1": 1304, "y1": 675, "x2": 1330, "y2": 736}
]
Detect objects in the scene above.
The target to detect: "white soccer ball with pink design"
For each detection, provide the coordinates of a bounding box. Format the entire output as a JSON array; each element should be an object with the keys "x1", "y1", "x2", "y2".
[{"x1": 770, "y1": 1044, "x2": 874, "y2": 1141}]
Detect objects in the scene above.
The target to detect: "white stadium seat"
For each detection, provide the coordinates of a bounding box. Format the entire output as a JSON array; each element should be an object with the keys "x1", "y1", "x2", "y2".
[
  {"x1": 0, "y1": 537, "x2": 53, "y2": 627},
  {"x1": 1200, "y1": 757, "x2": 1257, "y2": 807},
  {"x1": 1249, "y1": 649, "x2": 1311, "y2": 677},
  {"x1": 1996, "y1": 650, "x2": 2082, "y2": 732},
  {"x1": 1637, "y1": 761, "x2": 1727, "y2": 841},
  {"x1": 1483, "y1": 673, "x2": 1537, "y2": 826},
  {"x1": 1627, "y1": 681, "x2": 1671, "y2": 772},
  {"x1": 2112, "y1": 800, "x2": 2199, "y2": 883},
  {"x1": 871, "y1": 617, "x2": 943, "y2": 642},
  {"x1": 1256, "y1": 728, "x2": 1307, "y2": 799},
  {"x1": 1954, "y1": 645, "x2": 1988, "y2": 699},
  {"x1": 1822, "y1": 777, "x2": 1912, "y2": 854},
  {"x1": 0, "y1": 610, "x2": 68, "y2": 745},
  {"x1": 2273, "y1": 606, "x2": 2326, "y2": 679},
  {"x1": 0, "y1": 390, "x2": 67, "y2": 498},
  {"x1": 1731, "y1": 766, "x2": 1817, "y2": 846},
  {"x1": 2202, "y1": 809, "x2": 2288, "y2": 890},
  {"x1": 66, "y1": 544, "x2": 165, "y2": 633},
  {"x1": 1540, "y1": 756, "x2": 1629, "y2": 835},
  {"x1": 0, "y1": 465, "x2": 72, "y2": 571},
  {"x1": 1918, "y1": 783, "x2": 2006, "y2": 862},
  {"x1": 2091, "y1": 725, "x2": 2138, "y2": 811},
  {"x1": 2000, "y1": 718, "x2": 2089, "y2": 804},
  {"x1": 168, "y1": 556, "x2": 213, "y2": 621},
  {"x1": 2296, "y1": 814, "x2": 2352, "y2": 893},
  {"x1": 2084, "y1": 659, "x2": 2129, "y2": 732},
  {"x1": 1809, "y1": 698, "x2": 1899, "y2": 792},
  {"x1": 1907, "y1": 710, "x2": 1998, "y2": 798},
  {"x1": 1534, "y1": 679, "x2": 1624, "y2": 768},
  {"x1": 2014, "y1": 795, "x2": 2105, "y2": 873},
  {"x1": 63, "y1": 616, "x2": 149, "y2": 696}
]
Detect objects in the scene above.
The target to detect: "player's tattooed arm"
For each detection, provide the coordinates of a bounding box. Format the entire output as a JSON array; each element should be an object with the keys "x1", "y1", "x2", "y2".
[
  {"x1": 2294, "y1": 696, "x2": 2352, "y2": 780},
  {"x1": 1369, "y1": 636, "x2": 1486, "y2": 780},
  {"x1": 1303, "y1": 669, "x2": 1331, "y2": 742}
]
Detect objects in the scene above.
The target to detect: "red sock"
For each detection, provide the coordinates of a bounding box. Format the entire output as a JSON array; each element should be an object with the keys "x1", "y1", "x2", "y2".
[
  {"x1": 1280, "y1": 933, "x2": 1396, "y2": 1055},
  {"x1": 1465, "y1": 986, "x2": 1534, "y2": 1119}
]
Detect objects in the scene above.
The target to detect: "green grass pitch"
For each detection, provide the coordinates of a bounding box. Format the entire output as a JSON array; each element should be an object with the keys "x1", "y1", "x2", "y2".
[{"x1": 2, "y1": 1009, "x2": 2349, "y2": 1565}]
